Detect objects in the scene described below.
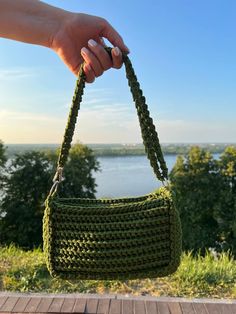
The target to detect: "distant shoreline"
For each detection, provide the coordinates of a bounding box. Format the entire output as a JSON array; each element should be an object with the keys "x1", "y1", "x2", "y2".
[{"x1": 4, "y1": 143, "x2": 236, "y2": 158}]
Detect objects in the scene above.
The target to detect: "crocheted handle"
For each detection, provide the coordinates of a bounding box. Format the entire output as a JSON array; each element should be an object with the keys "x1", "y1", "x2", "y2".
[{"x1": 51, "y1": 48, "x2": 168, "y2": 193}]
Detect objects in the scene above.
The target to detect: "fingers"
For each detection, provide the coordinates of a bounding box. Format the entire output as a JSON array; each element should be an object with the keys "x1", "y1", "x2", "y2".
[
  {"x1": 81, "y1": 47, "x2": 104, "y2": 77},
  {"x1": 83, "y1": 63, "x2": 95, "y2": 83},
  {"x1": 81, "y1": 40, "x2": 123, "y2": 83},
  {"x1": 88, "y1": 39, "x2": 112, "y2": 70},
  {"x1": 100, "y1": 19, "x2": 130, "y2": 54},
  {"x1": 98, "y1": 37, "x2": 106, "y2": 47},
  {"x1": 111, "y1": 47, "x2": 122, "y2": 69}
]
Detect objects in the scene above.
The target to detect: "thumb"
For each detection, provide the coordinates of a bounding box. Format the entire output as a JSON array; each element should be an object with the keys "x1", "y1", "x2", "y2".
[{"x1": 100, "y1": 21, "x2": 130, "y2": 53}]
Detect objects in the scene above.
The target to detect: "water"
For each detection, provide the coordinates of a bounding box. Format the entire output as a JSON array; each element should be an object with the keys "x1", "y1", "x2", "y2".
[
  {"x1": 2, "y1": 152, "x2": 220, "y2": 199},
  {"x1": 94, "y1": 155, "x2": 177, "y2": 198}
]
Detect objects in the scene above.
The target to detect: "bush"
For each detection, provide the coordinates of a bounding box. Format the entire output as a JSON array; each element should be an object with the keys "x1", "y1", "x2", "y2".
[
  {"x1": 0, "y1": 143, "x2": 99, "y2": 249},
  {"x1": 170, "y1": 146, "x2": 236, "y2": 255}
]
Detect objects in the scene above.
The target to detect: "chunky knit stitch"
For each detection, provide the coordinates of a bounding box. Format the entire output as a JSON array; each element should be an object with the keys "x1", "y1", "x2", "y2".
[{"x1": 43, "y1": 48, "x2": 182, "y2": 279}]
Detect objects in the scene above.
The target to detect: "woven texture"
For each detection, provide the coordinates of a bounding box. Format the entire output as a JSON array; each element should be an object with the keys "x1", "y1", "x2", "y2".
[
  {"x1": 43, "y1": 48, "x2": 182, "y2": 279},
  {"x1": 44, "y1": 187, "x2": 181, "y2": 279}
]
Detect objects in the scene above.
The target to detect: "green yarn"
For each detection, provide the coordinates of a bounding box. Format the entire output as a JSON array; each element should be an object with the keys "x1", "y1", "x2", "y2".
[{"x1": 43, "y1": 48, "x2": 182, "y2": 279}]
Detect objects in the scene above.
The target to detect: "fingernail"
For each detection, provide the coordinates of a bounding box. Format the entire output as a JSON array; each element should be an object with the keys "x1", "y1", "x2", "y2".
[
  {"x1": 86, "y1": 63, "x2": 91, "y2": 71},
  {"x1": 88, "y1": 39, "x2": 97, "y2": 47},
  {"x1": 114, "y1": 47, "x2": 120, "y2": 57},
  {"x1": 100, "y1": 37, "x2": 106, "y2": 46},
  {"x1": 81, "y1": 47, "x2": 89, "y2": 56}
]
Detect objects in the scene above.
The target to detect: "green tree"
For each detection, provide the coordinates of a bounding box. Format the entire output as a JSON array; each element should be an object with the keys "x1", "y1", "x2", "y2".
[
  {"x1": 0, "y1": 140, "x2": 7, "y2": 191},
  {"x1": 0, "y1": 152, "x2": 52, "y2": 249},
  {"x1": 170, "y1": 146, "x2": 221, "y2": 253},
  {"x1": 0, "y1": 143, "x2": 99, "y2": 249},
  {"x1": 57, "y1": 144, "x2": 100, "y2": 198},
  {"x1": 215, "y1": 146, "x2": 236, "y2": 254},
  {"x1": 0, "y1": 140, "x2": 7, "y2": 167}
]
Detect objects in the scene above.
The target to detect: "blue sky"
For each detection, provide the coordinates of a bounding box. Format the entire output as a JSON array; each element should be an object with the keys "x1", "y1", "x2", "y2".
[{"x1": 0, "y1": 0, "x2": 236, "y2": 144}]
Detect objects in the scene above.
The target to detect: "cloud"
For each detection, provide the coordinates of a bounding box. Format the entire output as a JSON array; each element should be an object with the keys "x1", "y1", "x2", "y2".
[
  {"x1": 0, "y1": 110, "x2": 63, "y2": 123},
  {"x1": 0, "y1": 110, "x2": 65, "y2": 143},
  {"x1": 74, "y1": 102, "x2": 142, "y2": 143},
  {"x1": 64, "y1": 97, "x2": 112, "y2": 109},
  {"x1": 0, "y1": 67, "x2": 36, "y2": 81},
  {"x1": 79, "y1": 102, "x2": 135, "y2": 122},
  {"x1": 156, "y1": 119, "x2": 236, "y2": 143},
  {"x1": 1, "y1": 108, "x2": 236, "y2": 144},
  {"x1": 63, "y1": 87, "x2": 114, "y2": 109}
]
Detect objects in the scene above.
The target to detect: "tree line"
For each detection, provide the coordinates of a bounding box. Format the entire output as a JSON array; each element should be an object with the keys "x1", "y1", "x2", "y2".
[
  {"x1": 0, "y1": 140, "x2": 99, "y2": 249},
  {"x1": 170, "y1": 146, "x2": 236, "y2": 255},
  {"x1": 6, "y1": 143, "x2": 236, "y2": 158},
  {"x1": 0, "y1": 140, "x2": 236, "y2": 256}
]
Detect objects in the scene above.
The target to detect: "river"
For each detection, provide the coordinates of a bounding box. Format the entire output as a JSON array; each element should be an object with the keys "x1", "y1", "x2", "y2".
[
  {"x1": 3, "y1": 153, "x2": 220, "y2": 199},
  {"x1": 94, "y1": 155, "x2": 177, "y2": 198},
  {"x1": 95, "y1": 153, "x2": 221, "y2": 198}
]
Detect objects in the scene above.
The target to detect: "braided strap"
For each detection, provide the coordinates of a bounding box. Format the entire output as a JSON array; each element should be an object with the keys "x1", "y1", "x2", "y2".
[
  {"x1": 52, "y1": 48, "x2": 168, "y2": 192},
  {"x1": 122, "y1": 51, "x2": 168, "y2": 181}
]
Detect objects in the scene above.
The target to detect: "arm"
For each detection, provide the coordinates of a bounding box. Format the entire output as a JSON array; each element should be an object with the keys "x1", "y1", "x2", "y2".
[
  {"x1": 0, "y1": 0, "x2": 63, "y2": 47},
  {"x1": 0, "y1": 0, "x2": 129, "y2": 82}
]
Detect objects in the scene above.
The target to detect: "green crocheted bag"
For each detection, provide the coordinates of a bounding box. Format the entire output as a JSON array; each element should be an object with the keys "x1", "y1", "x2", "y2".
[{"x1": 43, "y1": 48, "x2": 182, "y2": 280}]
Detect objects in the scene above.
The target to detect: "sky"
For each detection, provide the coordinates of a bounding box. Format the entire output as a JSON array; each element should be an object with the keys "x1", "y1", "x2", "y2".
[{"x1": 0, "y1": 0, "x2": 236, "y2": 144}]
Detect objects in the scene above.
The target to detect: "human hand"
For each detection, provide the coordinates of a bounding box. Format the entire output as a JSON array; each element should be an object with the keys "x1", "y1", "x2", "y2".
[{"x1": 51, "y1": 13, "x2": 129, "y2": 82}]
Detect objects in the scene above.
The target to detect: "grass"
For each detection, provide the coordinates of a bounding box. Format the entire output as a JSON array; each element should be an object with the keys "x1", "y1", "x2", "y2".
[{"x1": 0, "y1": 245, "x2": 236, "y2": 298}]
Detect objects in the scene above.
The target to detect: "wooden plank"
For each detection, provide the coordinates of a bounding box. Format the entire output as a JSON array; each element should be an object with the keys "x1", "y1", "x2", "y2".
[
  {"x1": 73, "y1": 298, "x2": 86, "y2": 313},
  {"x1": 192, "y1": 303, "x2": 208, "y2": 314},
  {"x1": 134, "y1": 300, "x2": 146, "y2": 314},
  {"x1": 219, "y1": 304, "x2": 233, "y2": 314},
  {"x1": 48, "y1": 297, "x2": 65, "y2": 312},
  {"x1": 180, "y1": 302, "x2": 196, "y2": 314},
  {"x1": 97, "y1": 298, "x2": 110, "y2": 314},
  {"x1": 35, "y1": 297, "x2": 53, "y2": 313},
  {"x1": 0, "y1": 296, "x2": 8, "y2": 308},
  {"x1": 146, "y1": 301, "x2": 158, "y2": 314},
  {"x1": 12, "y1": 296, "x2": 31, "y2": 312},
  {"x1": 61, "y1": 298, "x2": 76, "y2": 313},
  {"x1": 24, "y1": 297, "x2": 42, "y2": 312},
  {"x1": 230, "y1": 304, "x2": 236, "y2": 314},
  {"x1": 0, "y1": 296, "x2": 19, "y2": 312},
  {"x1": 122, "y1": 299, "x2": 133, "y2": 314},
  {"x1": 205, "y1": 303, "x2": 234, "y2": 314},
  {"x1": 1, "y1": 293, "x2": 236, "y2": 314},
  {"x1": 109, "y1": 299, "x2": 121, "y2": 314},
  {"x1": 85, "y1": 298, "x2": 98, "y2": 313},
  {"x1": 157, "y1": 302, "x2": 170, "y2": 314},
  {"x1": 205, "y1": 303, "x2": 221, "y2": 314},
  {"x1": 168, "y1": 302, "x2": 182, "y2": 314}
]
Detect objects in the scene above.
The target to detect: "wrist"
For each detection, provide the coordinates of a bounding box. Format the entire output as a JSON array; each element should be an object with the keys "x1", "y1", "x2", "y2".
[
  {"x1": 0, "y1": 0, "x2": 71, "y2": 49},
  {"x1": 49, "y1": 11, "x2": 76, "y2": 52},
  {"x1": 40, "y1": 7, "x2": 72, "y2": 49},
  {"x1": 26, "y1": 3, "x2": 71, "y2": 49}
]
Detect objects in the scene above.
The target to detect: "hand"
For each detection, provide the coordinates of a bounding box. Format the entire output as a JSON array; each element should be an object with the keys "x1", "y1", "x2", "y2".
[{"x1": 51, "y1": 13, "x2": 129, "y2": 82}]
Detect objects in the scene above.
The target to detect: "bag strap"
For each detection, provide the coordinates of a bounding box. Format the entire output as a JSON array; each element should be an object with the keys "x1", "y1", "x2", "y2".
[{"x1": 50, "y1": 48, "x2": 168, "y2": 195}]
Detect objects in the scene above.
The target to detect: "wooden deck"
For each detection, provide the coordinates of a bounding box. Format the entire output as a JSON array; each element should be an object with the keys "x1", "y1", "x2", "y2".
[{"x1": 0, "y1": 292, "x2": 235, "y2": 314}]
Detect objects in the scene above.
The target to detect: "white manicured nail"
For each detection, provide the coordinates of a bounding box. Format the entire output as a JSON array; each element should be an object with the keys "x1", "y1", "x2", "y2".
[
  {"x1": 88, "y1": 39, "x2": 97, "y2": 47},
  {"x1": 114, "y1": 47, "x2": 120, "y2": 57},
  {"x1": 81, "y1": 47, "x2": 89, "y2": 56}
]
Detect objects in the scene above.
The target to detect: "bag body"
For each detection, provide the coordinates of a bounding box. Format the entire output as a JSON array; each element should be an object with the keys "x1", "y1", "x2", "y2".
[
  {"x1": 43, "y1": 187, "x2": 181, "y2": 279},
  {"x1": 43, "y1": 47, "x2": 182, "y2": 279}
]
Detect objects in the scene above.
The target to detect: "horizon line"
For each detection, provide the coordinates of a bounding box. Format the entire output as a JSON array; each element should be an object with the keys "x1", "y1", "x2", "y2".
[{"x1": 4, "y1": 142, "x2": 236, "y2": 145}]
